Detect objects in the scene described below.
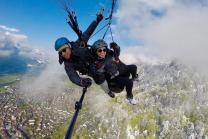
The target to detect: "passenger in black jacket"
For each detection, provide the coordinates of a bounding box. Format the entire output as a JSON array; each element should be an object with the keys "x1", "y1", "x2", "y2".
[
  {"x1": 54, "y1": 13, "x2": 103, "y2": 88},
  {"x1": 90, "y1": 39, "x2": 138, "y2": 105}
]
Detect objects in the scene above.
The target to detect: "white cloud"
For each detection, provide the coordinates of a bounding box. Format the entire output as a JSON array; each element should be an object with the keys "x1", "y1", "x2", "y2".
[
  {"x1": 3, "y1": 31, "x2": 28, "y2": 43},
  {"x1": 0, "y1": 24, "x2": 46, "y2": 65},
  {"x1": 0, "y1": 24, "x2": 46, "y2": 62},
  {"x1": 120, "y1": 46, "x2": 162, "y2": 65},
  {"x1": 0, "y1": 25, "x2": 27, "y2": 44},
  {"x1": 0, "y1": 24, "x2": 29, "y2": 57},
  {"x1": 115, "y1": 0, "x2": 208, "y2": 74},
  {"x1": 19, "y1": 52, "x2": 66, "y2": 95},
  {"x1": 0, "y1": 50, "x2": 13, "y2": 57},
  {"x1": 0, "y1": 25, "x2": 19, "y2": 32},
  {"x1": 143, "y1": 7, "x2": 208, "y2": 63}
]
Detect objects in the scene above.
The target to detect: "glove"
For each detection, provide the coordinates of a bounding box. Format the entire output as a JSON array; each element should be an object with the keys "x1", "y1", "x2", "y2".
[
  {"x1": 110, "y1": 42, "x2": 118, "y2": 49},
  {"x1": 81, "y1": 78, "x2": 92, "y2": 88},
  {"x1": 112, "y1": 59, "x2": 120, "y2": 64},
  {"x1": 96, "y1": 13, "x2": 103, "y2": 23},
  {"x1": 110, "y1": 71, "x2": 119, "y2": 79}
]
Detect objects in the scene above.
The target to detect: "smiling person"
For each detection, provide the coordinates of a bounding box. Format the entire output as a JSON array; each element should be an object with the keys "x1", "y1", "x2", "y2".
[
  {"x1": 54, "y1": 13, "x2": 103, "y2": 88},
  {"x1": 90, "y1": 39, "x2": 138, "y2": 105}
]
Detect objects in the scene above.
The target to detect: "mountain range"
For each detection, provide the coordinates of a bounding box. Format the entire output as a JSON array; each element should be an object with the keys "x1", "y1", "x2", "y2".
[{"x1": 0, "y1": 39, "x2": 46, "y2": 74}]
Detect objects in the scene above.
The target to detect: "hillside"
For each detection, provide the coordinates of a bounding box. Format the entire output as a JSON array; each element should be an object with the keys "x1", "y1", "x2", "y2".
[
  {"x1": 52, "y1": 60, "x2": 208, "y2": 139},
  {"x1": 1, "y1": 60, "x2": 208, "y2": 139}
]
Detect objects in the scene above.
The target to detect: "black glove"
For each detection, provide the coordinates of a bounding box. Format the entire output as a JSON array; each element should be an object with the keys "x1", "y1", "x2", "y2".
[
  {"x1": 81, "y1": 78, "x2": 92, "y2": 88},
  {"x1": 110, "y1": 42, "x2": 118, "y2": 49},
  {"x1": 96, "y1": 13, "x2": 103, "y2": 23}
]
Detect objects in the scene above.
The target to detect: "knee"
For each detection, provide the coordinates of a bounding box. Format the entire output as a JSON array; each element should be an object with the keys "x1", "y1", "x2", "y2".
[
  {"x1": 93, "y1": 76, "x2": 105, "y2": 85},
  {"x1": 94, "y1": 79, "x2": 105, "y2": 85},
  {"x1": 127, "y1": 65, "x2": 137, "y2": 71},
  {"x1": 127, "y1": 79, "x2": 133, "y2": 86},
  {"x1": 122, "y1": 78, "x2": 133, "y2": 86},
  {"x1": 132, "y1": 65, "x2": 137, "y2": 71}
]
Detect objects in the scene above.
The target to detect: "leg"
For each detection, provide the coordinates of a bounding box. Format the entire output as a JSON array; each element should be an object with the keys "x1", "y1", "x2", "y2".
[
  {"x1": 110, "y1": 76, "x2": 133, "y2": 99},
  {"x1": 126, "y1": 65, "x2": 138, "y2": 79},
  {"x1": 118, "y1": 62, "x2": 138, "y2": 79},
  {"x1": 100, "y1": 80, "x2": 115, "y2": 98},
  {"x1": 90, "y1": 71, "x2": 115, "y2": 98},
  {"x1": 118, "y1": 62, "x2": 130, "y2": 78},
  {"x1": 108, "y1": 81, "x2": 124, "y2": 93}
]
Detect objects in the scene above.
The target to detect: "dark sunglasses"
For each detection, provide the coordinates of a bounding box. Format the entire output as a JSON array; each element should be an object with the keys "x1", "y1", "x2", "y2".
[
  {"x1": 59, "y1": 48, "x2": 67, "y2": 55},
  {"x1": 97, "y1": 48, "x2": 106, "y2": 53}
]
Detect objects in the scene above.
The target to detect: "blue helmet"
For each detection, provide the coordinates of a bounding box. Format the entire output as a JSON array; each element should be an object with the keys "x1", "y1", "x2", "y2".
[{"x1": 54, "y1": 37, "x2": 70, "y2": 51}]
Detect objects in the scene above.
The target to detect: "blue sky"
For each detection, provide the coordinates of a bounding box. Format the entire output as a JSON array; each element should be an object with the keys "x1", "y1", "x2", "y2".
[
  {"x1": 0, "y1": 0, "x2": 114, "y2": 49},
  {"x1": 1, "y1": 0, "x2": 208, "y2": 74}
]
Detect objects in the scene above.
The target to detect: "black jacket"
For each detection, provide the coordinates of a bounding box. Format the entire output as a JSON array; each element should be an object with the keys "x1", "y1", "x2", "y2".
[
  {"x1": 90, "y1": 45, "x2": 121, "y2": 84},
  {"x1": 63, "y1": 20, "x2": 100, "y2": 87}
]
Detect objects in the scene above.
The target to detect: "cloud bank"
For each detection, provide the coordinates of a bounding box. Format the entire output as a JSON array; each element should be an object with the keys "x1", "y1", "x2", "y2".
[
  {"x1": 0, "y1": 25, "x2": 19, "y2": 32},
  {"x1": 0, "y1": 25, "x2": 28, "y2": 57},
  {"x1": 115, "y1": 0, "x2": 208, "y2": 74},
  {"x1": 0, "y1": 25, "x2": 46, "y2": 74},
  {"x1": 19, "y1": 52, "x2": 66, "y2": 96},
  {"x1": 0, "y1": 25, "x2": 45, "y2": 60}
]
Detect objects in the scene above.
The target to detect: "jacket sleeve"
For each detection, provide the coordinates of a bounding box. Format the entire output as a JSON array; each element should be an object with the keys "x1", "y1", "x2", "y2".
[
  {"x1": 108, "y1": 45, "x2": 120, "y2": 58},
  {"x1": 64, "y1": 61, "x2": 85, "y2": 87},
  {"x1": 80, "y1": 20, "x2": 100, "y2": 43},
  {"x1": 112, "y1": 45, "x2": 120, "y2": 58}
]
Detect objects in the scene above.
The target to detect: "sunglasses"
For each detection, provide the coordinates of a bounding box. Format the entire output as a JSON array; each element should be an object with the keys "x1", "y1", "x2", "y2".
[
  {"x1": 59, "y1": 48, "x2": 67, "y2": 55},
  {"x1": 97, "y1": 48, "x2": 106, "y2": 53}
]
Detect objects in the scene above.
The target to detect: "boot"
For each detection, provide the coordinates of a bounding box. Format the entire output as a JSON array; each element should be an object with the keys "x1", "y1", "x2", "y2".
[
  {"x1": 108, "y1": 91, "x2": 115, "y2": 98},
  {"x1": 132, "y1": 74, "x2": 139, "y2": 81},
  {"x1": 126, "y1": 97, "x2": 138, "y2": 105}
]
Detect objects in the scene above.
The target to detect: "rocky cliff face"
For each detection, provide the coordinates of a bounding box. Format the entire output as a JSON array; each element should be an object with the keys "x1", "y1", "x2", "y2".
[
  {"x1": 69, "y1": 60, "x2": 208, "y2": 139},
  {"x1": 2, "y1": 58, "x2": 208, "y2": 139}
]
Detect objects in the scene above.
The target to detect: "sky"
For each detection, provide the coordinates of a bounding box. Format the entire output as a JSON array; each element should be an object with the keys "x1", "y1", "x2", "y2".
[
  {"x1": 115, "y1": 0, "x2": 208, "y2": 75},
  {"x1": 0, "y1": 0, "x2": 113, "y2": 49},
  {"x1": 1, "y1": 0, "x2": 208, "y2": 98},
  {"x1": 1, "y1": 0, "x2": 208, "y2": 74}
]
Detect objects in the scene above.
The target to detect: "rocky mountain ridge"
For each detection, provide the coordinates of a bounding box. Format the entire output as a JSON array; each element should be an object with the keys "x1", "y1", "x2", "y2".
[{"x1": 68, "y1": 60, "x2": 208, "y2": 139}]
